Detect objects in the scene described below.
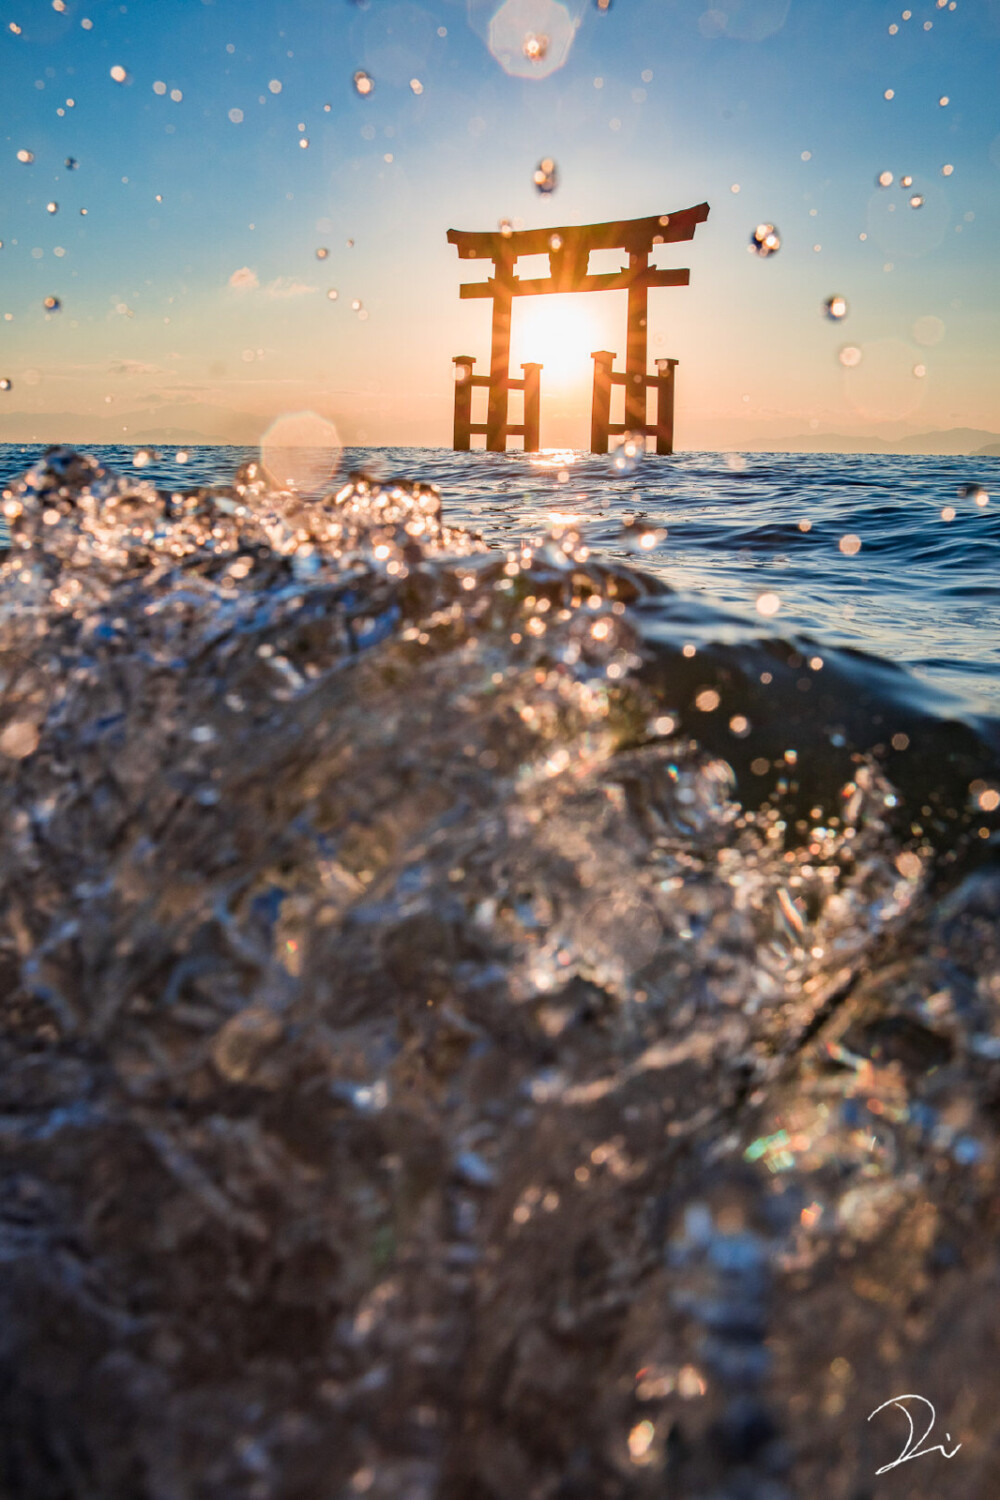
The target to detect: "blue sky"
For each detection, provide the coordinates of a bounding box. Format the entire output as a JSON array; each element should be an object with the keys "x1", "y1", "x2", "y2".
[{"x1": 1, "y1": 0, "x2": 999, "y2": 447}]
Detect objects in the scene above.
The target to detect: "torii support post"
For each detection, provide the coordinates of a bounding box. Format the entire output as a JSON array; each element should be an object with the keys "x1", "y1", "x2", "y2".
[
  {"x1": 654, "y1": 358, "x2": 678, "y2": 456},
  {"x1": 521, "y1": 362, "x2": 541, "y2": 453},
  {"x1": 452, "y1": 356, "x2": 474, "y2": 450},
  {"x1": 591, "y1": 351, "x2": 616, "y2": 454}
]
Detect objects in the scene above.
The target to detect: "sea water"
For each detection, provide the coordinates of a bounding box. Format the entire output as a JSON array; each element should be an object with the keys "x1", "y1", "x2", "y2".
[{"x1": 0, "y1": 441, "x2": 998, "y2": 1497}]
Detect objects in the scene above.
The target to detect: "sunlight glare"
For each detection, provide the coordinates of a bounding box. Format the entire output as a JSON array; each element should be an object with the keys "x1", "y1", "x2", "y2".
[{"x1": 512, "y1": 297, "x2": 608, "y2": 391}]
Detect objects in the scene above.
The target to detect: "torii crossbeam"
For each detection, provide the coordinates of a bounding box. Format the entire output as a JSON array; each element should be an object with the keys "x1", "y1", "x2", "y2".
[{"x1": 448, "y1": 203, "x2": 709, "y2": 454}]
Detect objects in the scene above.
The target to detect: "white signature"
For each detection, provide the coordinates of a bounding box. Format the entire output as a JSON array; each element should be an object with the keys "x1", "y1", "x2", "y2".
[{"x1": 868, "y1": 1393, "x2": 962, "y2": 1475}]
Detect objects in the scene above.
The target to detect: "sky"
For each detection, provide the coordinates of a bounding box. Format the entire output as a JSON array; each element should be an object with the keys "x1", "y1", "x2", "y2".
[{"x1": 1, "y1": 0, "x2": 1000, "y2": 451}]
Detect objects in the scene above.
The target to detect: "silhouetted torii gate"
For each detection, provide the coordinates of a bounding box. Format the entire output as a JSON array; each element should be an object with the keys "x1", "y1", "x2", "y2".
[{"x1": 448, "y1": 202, "x2": 709, "y2": 455}]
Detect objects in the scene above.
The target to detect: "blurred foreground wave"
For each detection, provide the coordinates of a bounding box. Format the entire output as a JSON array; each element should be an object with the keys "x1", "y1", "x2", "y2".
[{"x1": 0, "y1": 444, "x2": 998, "y2": 1499}]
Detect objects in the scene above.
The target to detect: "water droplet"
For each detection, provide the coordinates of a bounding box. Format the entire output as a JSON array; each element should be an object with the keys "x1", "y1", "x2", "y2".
[
  {"x1": 64, "y1": 156, "x2": 78, "y2": 169},
  {"x1": 522, "y1": 31, "x2": 549, "y2": 62},
  {"x1": 260, "y1": 410, "x2": 342, "y2": 493},
  {"x1": 46, "y1": 201, "x2": 59, "y2": 215},
  {"x1": 549, "y1": 233, "x2": 563, "y2": 250},
  {"x1": 316, "y1": 247, "x2": 329, "y2": 260},
  {"x1": 909, "y1": 193, "x2": 924, "y2": 208},
  {"x1": 175, "y1": 449, "x2": 189, "y2": 463},
  {"x1": 839, "y1": 533, "x2": 862, "y2": 555},
  {"x1": 43, "y1": 295, "x2": 61, "y2": 312},
  {"x1": 409, "y1": 78, "x2": 423, "y2": 94},
  {"x1": 327, "y1": 288, "x2": 338, "y2": 300},
  {"x1": 110, "y1": 64, "x2": 128, "y2": 83},
  {"x1": 938, "y1": 95, "x2": 949, "y2": 106},
  {"x1": 346, "y1": 238, "x2": 354, "y2": 248},
  {"x1": 877, "y1": 170, "x2": 893, "y2": 188},
  {"x1": 16, "y1": 149, "x2": 34, "y2": 164},
  {"x1": 351, "y1": 298, "x2": 361, "y2": 311},
  {"x1": 749, "y1": 223, "x2": 781, "y2": 257},
  {"x1": 595, "y1": 0, "x2": 612, "y2": 10},
  {"x1": 823, "y1": 295, "x2": 848, "y2": 320},
  {"x1": 912, "y1": 363, "x2": 927, "y2": 378},
  {"x1": 170, "y1": 88, "x2": 182, "y2": 103},
  {"x1": 498, "y1": 217, "x2": 514, "y2": 237},
  {"x1": 942, "y1": 163, "x2": 954, "y2": 176},
  {"x1": 756, "y1": 592, "x2": 781, "y2": 616},
  {"x1": 299, "y1": 136, "x2": 309, "y2": 148},
  {"x1": 884, "y1": 88, "x2": 895, "y2": 100},
  {"x1": 0, "y1": 378, "x2": 11, "y2": 392},
  {"x1": 153, "y1": 80, "x2": 166, "y2": 95},
  {"x1": 838, "y1": 345, "x2": 862, "y2": 367},
  {"x1": 900, "y1": 174, "x2": 913, "y2": 188},
  {"x1": 533, "y1": 157, "x2": 558, "y2": 194},
  {"x1": 353, "y1": 70, "x2": 374, "y2": 96},
  {"x1": 609, "y1": 432, "x2": 644, "y2": 474},
  {"x1": 228, "y1": 107, "x2": 243, "y2": 123},
  {"x1": 268, "y1": 78, "x2": 282, "y2": 94}
]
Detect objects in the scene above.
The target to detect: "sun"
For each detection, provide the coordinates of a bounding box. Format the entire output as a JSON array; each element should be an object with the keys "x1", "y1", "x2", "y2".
[{"x1": 510, "y1": 294, "x2": 611, "y2": 392}]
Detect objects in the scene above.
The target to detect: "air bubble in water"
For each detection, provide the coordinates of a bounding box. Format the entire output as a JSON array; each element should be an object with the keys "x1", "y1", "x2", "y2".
[
  {"x1": 838, "y1": 345, "x2": 862, "y2": 367},
  {"x1": 260, "y1": 410, "x2": 342, "y2": 494},
  {"x1": 110, "y1": 65, "x2": 128, "y2": 83},
  {"x1": 353, "y1": 70, "x2": 374, "y2": 96},
  {"x1": 17, "y1": 149, "x2": 34, "y2": 164},
  {"x1": 533, "y1": 157, "x2": 558, "y2": 193},
  {"x1": 316, "y1": 247, "x2": 329, "y2": 259},
  {"x1": 609, "y1": 432, "x2": 644, "y2": 474},
  {"x1": 43, "y1": 296, "x2": 61, "y2": 312},
  {"x1": 823, "y1": 295, "x2": 848, "y2": 320},
  {"x1": 65, "y1": 156, "x2": 78, "y2": 169},
  {"x1": 909, "y1": 194, "x2": 924, "y2": 209},
  {"x1": 749, "y1": 223, "x2": 780, "y2": 256}
]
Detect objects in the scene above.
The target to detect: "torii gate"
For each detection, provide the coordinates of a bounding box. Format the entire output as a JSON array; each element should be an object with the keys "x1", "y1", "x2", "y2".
[{"x1": 448, "y1": 202, "x2": 709, "y2": 455}]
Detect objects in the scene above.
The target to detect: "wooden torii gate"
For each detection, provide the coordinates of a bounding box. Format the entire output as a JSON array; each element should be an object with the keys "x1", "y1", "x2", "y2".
[{"x1": 448, "y1": 202, "x2": 709, "y2": 455}]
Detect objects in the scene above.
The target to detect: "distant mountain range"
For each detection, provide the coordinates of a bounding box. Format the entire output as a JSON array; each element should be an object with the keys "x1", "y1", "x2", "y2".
[{"x1": 777, "y1": 428, "x2": 1000, "y2": 457}]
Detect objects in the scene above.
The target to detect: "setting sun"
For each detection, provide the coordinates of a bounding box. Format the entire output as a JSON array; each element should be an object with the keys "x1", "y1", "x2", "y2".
[{"x1": 509, "y1": 293, "x2": 614, "y2": 392}]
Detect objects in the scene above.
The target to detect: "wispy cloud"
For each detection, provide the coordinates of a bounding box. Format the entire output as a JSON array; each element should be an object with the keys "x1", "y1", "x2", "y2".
[
  {"x1": 107, "y1": 359, "x2": 163, "y2": 377},
  {"x1": 228, "y1": 266, "x2": 260, "y2": 291},
  {"x1": 262, "y1": 277, "x2": 316, "y2": 299}
]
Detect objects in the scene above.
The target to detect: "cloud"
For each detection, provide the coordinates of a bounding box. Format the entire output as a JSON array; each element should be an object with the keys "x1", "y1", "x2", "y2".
[
  {"x1": 262, "y1": 277, "x2": 317, "y2": 299},
  {"x1": 228, "y1": 266, "x2": 260, "y2": 291},
  {"x1": 107, "y1": 359, "x2": 163, "y2": 377}
]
